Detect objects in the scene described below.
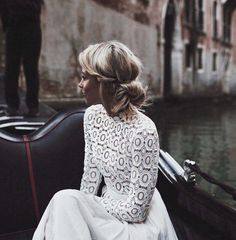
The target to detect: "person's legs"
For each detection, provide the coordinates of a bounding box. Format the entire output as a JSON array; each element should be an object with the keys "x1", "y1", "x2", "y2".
[
  {"x1": 33, "y1": 190, "x2": 92, "y2": 240},
  {"x1": 22, "y1": 23, "x2": 42, "y2": 116},
  {"x1": 4, "y1": 27, "x2": 22, "y2": 114}
]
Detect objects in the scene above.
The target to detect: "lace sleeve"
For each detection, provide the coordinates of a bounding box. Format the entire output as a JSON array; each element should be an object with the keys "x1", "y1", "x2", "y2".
[
  {"x1": 80, "y1": 108, "x2": 102, "y2": 195},
  {"x1": 101, "y1": 127, "x2": 159, "y2": 222}
]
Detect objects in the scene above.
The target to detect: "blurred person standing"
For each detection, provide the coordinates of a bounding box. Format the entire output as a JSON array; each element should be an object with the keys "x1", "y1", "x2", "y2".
[{"x1": 0, "y1": 0, "x2": 43, "y2": 117}]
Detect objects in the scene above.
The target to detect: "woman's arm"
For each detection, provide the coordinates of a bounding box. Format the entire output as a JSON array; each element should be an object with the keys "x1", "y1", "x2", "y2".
[
  {"x1": 101, "y1": 126, "x2": 159, "y2": 222},
  {"x1": 80, "y1": 108, "x2": 102, "y2": 195}
]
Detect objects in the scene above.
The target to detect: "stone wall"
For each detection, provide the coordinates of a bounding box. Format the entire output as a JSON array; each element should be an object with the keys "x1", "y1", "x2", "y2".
[
  {"x1": 1, "y1": 0, "x2": 235, "y2": 101},
  {"x1": 228, "y1": 11, "x2": 236, "y2": 94},
  {"x1": 39, "y1": 0, "x2": 160, "y2": 100},
  {"x1": 180, "y1": 0, "x2": 236, "y2": 96}
]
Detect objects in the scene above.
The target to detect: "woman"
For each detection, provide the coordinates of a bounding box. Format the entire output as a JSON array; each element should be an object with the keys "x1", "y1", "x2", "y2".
[{"x1": 33, "y1": 41, "x2": 178, "y2": 240}]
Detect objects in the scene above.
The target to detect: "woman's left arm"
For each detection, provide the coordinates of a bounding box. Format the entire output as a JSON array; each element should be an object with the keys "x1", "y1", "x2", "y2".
[
  {"x1": 101, "y1": 127, "x2": 159, "y2": 222},
  {"x1": 80, "y1": 108, "x2": 102, "y2": 195}
]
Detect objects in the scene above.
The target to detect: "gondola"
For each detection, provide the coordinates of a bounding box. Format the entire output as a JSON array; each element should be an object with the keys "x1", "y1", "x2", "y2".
[{"x1": 0, "y1": 108, "x2": 235, "y2": 240}]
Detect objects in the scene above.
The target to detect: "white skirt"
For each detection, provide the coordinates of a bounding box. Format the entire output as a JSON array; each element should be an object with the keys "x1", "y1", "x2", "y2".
[{"x1": 32, "y1": 188, "x2": 178, "y2": 240}]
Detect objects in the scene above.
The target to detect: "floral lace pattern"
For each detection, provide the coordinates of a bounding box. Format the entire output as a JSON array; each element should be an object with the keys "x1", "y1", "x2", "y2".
[{"x1": 80, "y1": 104, "x2": 159, "y2": 223}]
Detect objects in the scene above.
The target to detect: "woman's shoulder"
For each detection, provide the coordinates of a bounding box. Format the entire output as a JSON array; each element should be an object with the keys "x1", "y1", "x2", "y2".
[
  {"x1": 85, "y1": 104, "x2": 104, "y2": 115},
  {"x1": 84, "y1": 104, "x2": 106, "y2": 122},
  {"x1": 136, "y1": 111, "x2": 157, "y2": 133}
]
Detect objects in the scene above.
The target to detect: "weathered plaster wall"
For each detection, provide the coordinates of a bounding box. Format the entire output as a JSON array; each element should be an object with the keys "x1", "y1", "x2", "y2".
[
  {"x1": 18, "y1": 0, "x2": 236, "y2": 100},
  {"x1": 92, "y1": 0, "x2": 161, "y2": 26},
  {"x1": 180, "y1": 0, "x2": 236, "y2": 96},
  {"x1": 40, "y1": 0, "x2": 160, "y2": 100},
  {"x1": 169, "y1": 1, "x2": 183, "y2": 95},
  {"x1": 227, "y1": 11, "x2": 236, "y2": 94}
]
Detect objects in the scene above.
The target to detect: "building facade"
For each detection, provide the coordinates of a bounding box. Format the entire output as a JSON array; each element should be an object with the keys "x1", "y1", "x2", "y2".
[{"x1": 0, "y1": 0, "x2": 235, "y2": 101}]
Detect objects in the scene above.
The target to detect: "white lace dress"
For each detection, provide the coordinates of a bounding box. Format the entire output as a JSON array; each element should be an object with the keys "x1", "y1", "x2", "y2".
[{"x1": 33, "y1": 104, "x2": 178, "y2": 240}]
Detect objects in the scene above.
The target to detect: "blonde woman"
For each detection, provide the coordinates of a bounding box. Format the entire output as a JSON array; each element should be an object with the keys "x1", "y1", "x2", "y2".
[{"x1": 33, "y1": 41, "x2": 178, "y2": 240}]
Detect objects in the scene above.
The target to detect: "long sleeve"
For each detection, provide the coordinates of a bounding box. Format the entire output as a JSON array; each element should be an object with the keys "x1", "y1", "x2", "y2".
[
  {"x1": 101, "y1": 127, "x2": 159, "y2": 223},
  {"x1": 80, "y1": 109, "x2": 102, "y2": 195}
]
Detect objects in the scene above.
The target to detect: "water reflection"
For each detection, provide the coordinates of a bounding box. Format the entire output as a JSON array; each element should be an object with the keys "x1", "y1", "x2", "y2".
[{"x1": 146, "y1": 99, "x2": 236, "y2": 208}]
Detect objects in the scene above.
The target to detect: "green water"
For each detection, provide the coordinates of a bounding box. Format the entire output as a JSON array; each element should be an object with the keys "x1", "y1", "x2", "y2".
[{"x1": 146, "y1": 98, "x2": 236, "y2": 208}]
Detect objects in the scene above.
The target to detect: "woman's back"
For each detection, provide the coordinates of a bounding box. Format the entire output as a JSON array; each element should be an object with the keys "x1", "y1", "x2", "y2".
[{"x1": 82, "y1": 104, "x2": 159, "y2": 222}]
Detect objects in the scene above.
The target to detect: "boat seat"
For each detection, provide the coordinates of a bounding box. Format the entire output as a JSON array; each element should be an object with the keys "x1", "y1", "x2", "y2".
[{"x1": 0, "y1": 108, "x2": 86, "y2": 235}]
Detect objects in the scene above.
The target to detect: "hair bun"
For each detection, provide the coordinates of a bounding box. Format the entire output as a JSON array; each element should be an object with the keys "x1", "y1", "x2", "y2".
[
  {"x1": 127, "y1": 81, "x2": 146, "y2": 107},
  {"x1": 111, "y1": 81, "x2": 146, "y2": 116}
]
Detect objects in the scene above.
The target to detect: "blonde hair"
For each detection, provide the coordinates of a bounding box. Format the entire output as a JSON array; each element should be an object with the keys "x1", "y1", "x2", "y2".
[{"x1": 78, "y1": 40, "x2": 146, "y2": 117}]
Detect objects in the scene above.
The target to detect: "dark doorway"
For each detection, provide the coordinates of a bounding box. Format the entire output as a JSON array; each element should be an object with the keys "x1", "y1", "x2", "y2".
[{"x1": 164, "y1": 0, "x2": 176, "y2": 97}]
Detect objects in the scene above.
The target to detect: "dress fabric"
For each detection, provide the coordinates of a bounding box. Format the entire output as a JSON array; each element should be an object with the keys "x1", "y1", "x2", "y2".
[{"x1": 33, "y1": 104, "x2": 178, "y2": 240}]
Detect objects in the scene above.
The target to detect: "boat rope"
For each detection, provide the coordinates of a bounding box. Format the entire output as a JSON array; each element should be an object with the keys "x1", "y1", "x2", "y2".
[{"x1": 184, "y1": 160, "x2": 236, "y2": 201}]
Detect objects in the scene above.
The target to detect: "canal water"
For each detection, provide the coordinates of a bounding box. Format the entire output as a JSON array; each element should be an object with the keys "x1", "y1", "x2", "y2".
[{"x1": 146, "y1": 97, "x2": 236, "y2": 208}]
